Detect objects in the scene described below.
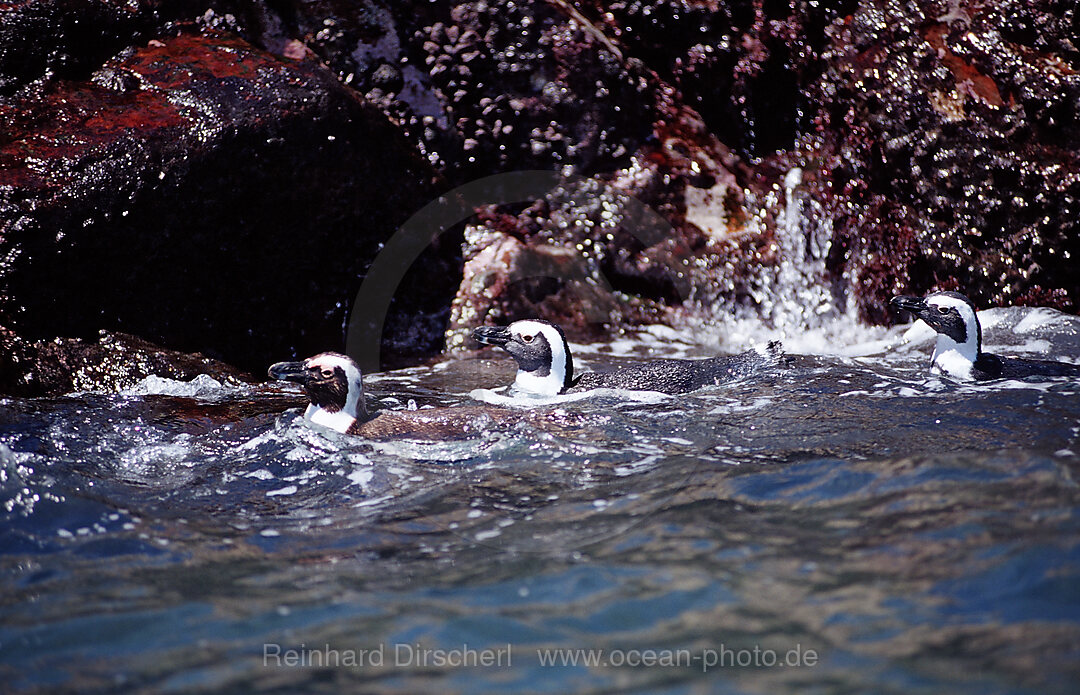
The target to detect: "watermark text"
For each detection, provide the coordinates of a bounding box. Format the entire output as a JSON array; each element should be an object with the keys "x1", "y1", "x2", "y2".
[{"x1": 262, "y1": 642, "x2": 818, "y2": 673}]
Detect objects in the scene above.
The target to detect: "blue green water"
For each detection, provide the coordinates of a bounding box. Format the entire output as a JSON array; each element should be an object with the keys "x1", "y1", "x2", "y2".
[{"x1": 2, "y1": 308, "x2": 1079, "y2": 693}]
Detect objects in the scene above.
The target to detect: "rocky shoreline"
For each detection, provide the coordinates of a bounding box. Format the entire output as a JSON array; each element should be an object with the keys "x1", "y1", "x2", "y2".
[{"x1": 3, "y1": 1, "x2": 1077, "y2": 395}]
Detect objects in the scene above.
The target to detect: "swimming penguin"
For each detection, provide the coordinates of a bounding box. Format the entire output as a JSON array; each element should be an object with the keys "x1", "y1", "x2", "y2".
[
  {"x1": 890, "y1": 291, "x2": 1080, "y2": 381},
  {"x1": 268, "y1": 352, "x2": 523, "y2": 438},
  {"x1": 472, "y1": 319, "x2": 783, "y2": 396}
]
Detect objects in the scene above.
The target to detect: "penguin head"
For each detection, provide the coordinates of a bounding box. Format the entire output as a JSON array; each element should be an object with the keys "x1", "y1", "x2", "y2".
[
  {"x1": 473, "y1": 319, "x2": 574, "y2": 395},
  {"x1": 891, "y1": 291, "x2": 982, "y2": 377},
  {"x1": 268, "y1": 352, "x2": 367, "y2": 430}
]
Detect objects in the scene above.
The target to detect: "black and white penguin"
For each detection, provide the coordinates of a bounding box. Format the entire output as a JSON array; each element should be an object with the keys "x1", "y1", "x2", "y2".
[
  {"x1": 268, "y1": 352, "x2": 523, "y2": 438},
  {"x1": 473, "y1": 319, "x2": 783, "y2": 396},
  {"x1": 890, "y1": 291, "x2": 1080, "y2": 381}
]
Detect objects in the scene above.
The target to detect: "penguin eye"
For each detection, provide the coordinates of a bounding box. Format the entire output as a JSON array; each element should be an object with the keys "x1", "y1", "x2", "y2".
[
  {"x1": 522, "y1": 334, "x2": 534, "y2": 343},
  {"x1": 936, "y1": 306, "x2": 950, "y2": 315},
  {"x1": 320, "y1": 368, "x2": 334, "y2": 378}
]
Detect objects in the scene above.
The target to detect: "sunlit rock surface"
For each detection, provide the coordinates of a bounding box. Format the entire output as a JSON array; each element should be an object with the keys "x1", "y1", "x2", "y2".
[{"x1": 2, "y1": 0, "x2": 1077, "y2": 392}]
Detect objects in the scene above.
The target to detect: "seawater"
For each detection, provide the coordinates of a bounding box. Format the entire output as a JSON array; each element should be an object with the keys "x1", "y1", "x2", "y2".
[{"x1": 1, "y1": 307, "x2": 1079, "y2": 694}]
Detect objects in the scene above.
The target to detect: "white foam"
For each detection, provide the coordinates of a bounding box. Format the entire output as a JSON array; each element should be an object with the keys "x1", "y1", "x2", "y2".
[
  {"x1": 855, "y1": 374, "x2": 1079, "y2": 400},
  {"x1": 118, "y1": 441, "x2": 192, "y2": 474},
  {"x1": 285, "y1": 446, "x2": 313, "y2": 461},
  {"x1": 706, "y1": 396, "x2": 774, "y2": 414},
  {"x1": 346, "y1": 468, "x2": 373, "y2": 486},
  {"x1": 834, "y1": 337, "x2": 906, "y2": 358},
  {"x1": 347, "y1": 452, "x2": 373, "y2": 466},
  {"x1": 469, "y1": 386, "x2": 672, "y2": 407},
  {"x1": 369, "y1": 438, "x2": 489, "y2": 463},
  {"x1": 121, "y1": 373, "x2": 235, "y2": 397},
  {"x1": 1013, "y1": 308, "x2": 1064, "y2": 333},
  {"x1": 614, "y1": 454, "x2": 663, "y2": 476},
  {"x1": 901, "y1": 320, "x2": 936, "y2": 344},
  {"x1": 643, "y1": 324, "x2": 684, "y2": 342},
  {"x1": 964, "y1": 379, "x2": 1071, "y2": 393},
  {"x1": 1007, "y1": 339, "x2": 1052, "y2": 354},
  {"x1": 687, "y1": 313, "x2": 897, "y2": 358}
]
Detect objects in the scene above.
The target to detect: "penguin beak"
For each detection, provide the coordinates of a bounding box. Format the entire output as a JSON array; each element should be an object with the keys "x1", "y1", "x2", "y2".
[
  {"x1": 472, "y1": 325, "x2": 511, "y2": 347},
  {"x1": 268, "y1": 360, "x2": 309, "y2": 383},
  {"x1": 890, "y1": 295, "x2": 927, "y2": 317}
]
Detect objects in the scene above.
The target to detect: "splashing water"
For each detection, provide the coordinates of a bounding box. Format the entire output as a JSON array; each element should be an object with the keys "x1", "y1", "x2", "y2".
[
  {"x1": 2, "y1": 302, "x2": 1079, "y2": 693},
  {"x1": 2, "y1": 165, "x2": 1079, "y2": 693},
  {"x1": 679, "y1": 164, "x2": 897, "y2": 358}
]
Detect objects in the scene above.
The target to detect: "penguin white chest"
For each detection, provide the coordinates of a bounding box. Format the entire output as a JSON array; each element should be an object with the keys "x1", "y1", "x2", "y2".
[
  {"x1": 304, "y1": 404, "x2": 357, "y2": 433},
  {"x1": 513, "y1": 370, "x2": 565, "y2": 396},
  {"x1": 931, "y1": 345, "x2": 975, "y2": 381}
]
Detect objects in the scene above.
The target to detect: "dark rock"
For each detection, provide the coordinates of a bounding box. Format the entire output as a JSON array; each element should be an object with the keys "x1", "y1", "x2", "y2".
[
  {"x1": 0, "y1": 0, "x2": 155, "y2": 95},
  {"x1": 4, "y1": 330, "x2": 252, "y2": 397},
  {"x1": 583, "y1": 0, "x2": 859, "y2": 161},
  {"x1": 807, "y1": 0, "x2": 1080, "y2": 318},
  {"x1": 257, "y1": 0, "x2": 710, "y2": 347},
  {"x1": 273, "y1": 0, "x2": 656, "y2": 180},
  {"x1": 0, "y1": 0, "x2": 295, "y2": 95},
  {"x1": 4, "y1": 0, "x2": 1079, "y2": 394},
  {"x1": 0, "y1": 30, "x2": 445, "y2": 393},
  {"x1": 568, "y1": 0, "x2": 1080, "y2": 322},
  {"x1": 414, "y1": 0, "x2": 654, "y2": 179}
]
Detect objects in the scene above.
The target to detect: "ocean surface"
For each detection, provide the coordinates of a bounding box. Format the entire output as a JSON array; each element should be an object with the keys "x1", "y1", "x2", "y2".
[{"x1": 2, "y1": 307, "x2": 1079, "y2": 694}]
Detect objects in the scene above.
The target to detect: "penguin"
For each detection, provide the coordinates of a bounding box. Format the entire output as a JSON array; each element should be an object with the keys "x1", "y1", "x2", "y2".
[
  {"x1": 890, "y1": 291, "x2": 1080, "y2": 381},
  {"x1": 472, "y1": 319, "x2": 783, "y2": 396},
  {"x1": 268, "y1": 352, "x2": 523, "y2": 438}
]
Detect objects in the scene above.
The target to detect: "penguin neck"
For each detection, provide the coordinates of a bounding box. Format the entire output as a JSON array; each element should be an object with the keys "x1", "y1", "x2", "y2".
[
  {"x1": 514, "y1": 368, "x2": 567, "y2": 396},
  {"x1": 931, "y1": 333, "x2": 979, "y2": 380},
  {"x1": 304, "y1": 404, "x2": 358, "y2": 433},
  {"x1": 550, "y1": 332, "x2": 572, "y2": 391},
  {"x1": 304, "y1": 378, "x2": 368, "y2": 433},
  {"x1": 512, "y1": 327, "x2": 573, "y2": 395}
]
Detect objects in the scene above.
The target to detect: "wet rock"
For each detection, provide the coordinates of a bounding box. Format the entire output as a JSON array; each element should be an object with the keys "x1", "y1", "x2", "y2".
[
  {"x1": 0, "y1": 0, "x2": 155, "y2": 95},
  {"x1": 447, "y1": 217, "x2": 632, "y2": 349},
  {"x1": 416, "y1": 1, "x2": 858, "y2": 340},
  {"x1": 584, "y1": 0, "x2": 1080, "y2": 321},
  {"x1": 0, "y1": 0, "x2": 294, "y2": 94},
  {"x1": 588, "y1": 0, "x2": 859, "y2": 162},
  {"x1": 807, "y1": 1, "x2": 1080, "y2": 318},
  {"x1": 5, "y1": 331, "x2": 252, "y2": 397},
  {"x1": 415, "y1": 1, "x2": 654, "y2": 179},
  {"x1": 274, "y1": 0, "x2": 655, "y2": 180},
  {"x1": 4, "y1": 0, "x2": 1079, "y2": 390},
  {"x1": 265, "y1": 0, "x2": 711, "y2": 345},
  {"x1": 445, "y1": 162, "x2": 707, "y2": 349},
  {"x1": 0, "y1": 30, "x2": 444, "y2": 392}
]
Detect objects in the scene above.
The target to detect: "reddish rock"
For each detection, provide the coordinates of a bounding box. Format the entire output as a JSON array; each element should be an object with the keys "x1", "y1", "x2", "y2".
[
  {"x1": 807, "y1": 1, "x2": 1080, "y2": 317},
  {"x1": 0, "y1": 29, "x2": 445, "y2": 393},
  {"x1": 4, "y1": 0, "x2": 1079, "y2": 395}
]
